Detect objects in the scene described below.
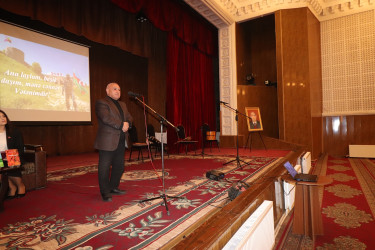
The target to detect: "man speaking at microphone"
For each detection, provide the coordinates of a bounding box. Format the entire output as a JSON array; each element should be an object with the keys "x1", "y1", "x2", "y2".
[{"x1": 94, "y1": 82, "x2": 133, "y2": 202}]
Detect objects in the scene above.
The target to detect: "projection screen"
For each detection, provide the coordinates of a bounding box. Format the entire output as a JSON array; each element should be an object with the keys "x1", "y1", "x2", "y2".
[{"x1": 0, "y1": 21, "x2": 90, "y2": 122}]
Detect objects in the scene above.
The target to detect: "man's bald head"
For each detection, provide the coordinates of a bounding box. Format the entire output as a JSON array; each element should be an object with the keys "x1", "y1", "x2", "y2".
[{"x1": 106, "y1": 82, "x2": 121, "y2": 100}]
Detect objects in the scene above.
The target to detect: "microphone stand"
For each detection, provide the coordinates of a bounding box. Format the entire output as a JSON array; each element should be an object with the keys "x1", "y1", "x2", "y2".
[
  {"x1": 132, "y1": 96, "x2": 181, "y2": 215},
  {"x1": 221, "y1": 102, "x2": 251, "y2": 169},
  {"x1": 198, "y1": 125, "x2": 210, "y2": 159}
]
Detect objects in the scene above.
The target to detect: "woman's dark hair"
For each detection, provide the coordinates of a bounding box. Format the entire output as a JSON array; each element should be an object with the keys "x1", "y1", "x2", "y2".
[{"x1": 0, "y1": 109, "x2": 11, "y2": 133}]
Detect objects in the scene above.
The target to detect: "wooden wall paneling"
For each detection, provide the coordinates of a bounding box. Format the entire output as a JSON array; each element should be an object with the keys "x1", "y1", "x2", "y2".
[
  {"x1": 275, "y1": 11, "x2": 285, "y2": 141},
  {"x1": 338, "y1": 116, "x2": 349, "y2": 156},
  {"x1": 257, "y1": 136, "x2": 307, "y2": 151},
  {"x1": 60, "y1": 126, "x2": 79, "y2": 155},
  {"x1": 237, "y1": 15, "x2": 276, "y2": 87},
  {"x1": 237, "y1": 85, "x2": 279, "y2": 149},
  {"x1": 347, "y1": 115, "x2": 356, "y2": 146},
  {"x1": 340, "y1": 116, "x2": 349, "y2": 152},
  {"x1": 355, "y1": 115, "x2": 368, "y2": 143},
  {"x1": 360, "y1": 115, "x2": 375, "y2": 143},
  {"x1": 236, "y1": 22, "x2": 251, "y2": 86},
  {"x1": 307, "y1": 10, "x2": 323, "y2": 118},
  {"x1": 323, "y1": 114, "x2": 375, "y2": 156},
  {"x1": 311, "y1": 117, "x2": 323, "y2": 159},
  {"x1": 324, "y1": 116, "x2": 347, "y2": 156},
  {"x1": 18, "y1": 125, "x2": 59, "y2": 156},
  {"x1": 275, "y1": 8, "x2": 323, "y2": 157},
  {"x1": 59, "y1": 125, "x2": 94, "y2": 155},
  {"x1": 278, "y1": 8, "x2": 311, "y2": 146},
  {"x1": 250, "y1": 16, "x2": 277, "y2": 86},
  {"x1": 236, "y1": 15, "x2": 278, "y2": 149},
  {"x1": 351, "y1": 116, "x2": 360, "y2": 143},
  {"x1": 307, "y1": 10, "x2": 323, "y2": 159},
  {"x1": 219, "y1": 135, "x2": 245, "y2": 148},
  {"x1": 323, "y1": 116, "x2": 334, "y2": 154}
]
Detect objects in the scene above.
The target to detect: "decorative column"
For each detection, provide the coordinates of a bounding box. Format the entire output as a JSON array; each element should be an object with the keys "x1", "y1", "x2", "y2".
[{"x1": 219, "y1": 23, "x2": 237, "y2": 136}]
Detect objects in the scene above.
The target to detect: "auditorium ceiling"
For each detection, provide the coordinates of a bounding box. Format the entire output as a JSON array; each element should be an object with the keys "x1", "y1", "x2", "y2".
[{"x1": 184, "y1": 0, "x2": 375, "y2": 27}]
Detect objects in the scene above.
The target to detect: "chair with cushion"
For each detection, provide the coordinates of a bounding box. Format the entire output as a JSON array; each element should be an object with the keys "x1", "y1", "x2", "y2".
[
  {"x1": 128, "y1": 125, "x2": 149, "y2": 162},
  {"x1": 176, "y1": 125, "x2": 198, "y2": 155},
  {"x1": 22, "y1": 144, "x2": 47, "y2": 191},
  {"x1": 202, "y1": 123, "x2": 220, "y2": 152}
]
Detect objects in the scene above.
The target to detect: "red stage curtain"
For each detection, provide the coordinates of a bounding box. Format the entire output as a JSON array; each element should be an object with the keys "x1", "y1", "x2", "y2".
[
  {"x1": 112, "y1": 0, "x2": 217, "y2": 148},
  {"x1": 166, "y1": 33, "x2": 216, "y2": 147},
  {"x1": 111, "y1": 0, "x2": 216, "y2": 56}
]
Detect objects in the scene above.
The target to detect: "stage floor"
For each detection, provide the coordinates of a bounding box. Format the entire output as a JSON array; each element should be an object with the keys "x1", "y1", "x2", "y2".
[
  {"x1": 46, "y1": 148, "x2": 289, "y2": 172},
  {"x1": 2, "y1": 150, "x2": 288, "y2": 249}
]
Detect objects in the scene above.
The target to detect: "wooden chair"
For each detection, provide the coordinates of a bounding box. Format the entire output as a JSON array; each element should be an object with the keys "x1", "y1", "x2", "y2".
[
  {"x1": 202, "y1": 123, "x2": 220, "y2": 152},
  {"x1": 128, "y1": 125, "x2": 149, "y2": 162},
  {"x1": 176, "y1": 125, "x2": 198, "y2": 155}
]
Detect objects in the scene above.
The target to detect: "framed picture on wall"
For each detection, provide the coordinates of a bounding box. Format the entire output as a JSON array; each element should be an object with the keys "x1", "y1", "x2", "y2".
[{"x1": 245, "y1": 107, "x2": 263, "y2": 131}]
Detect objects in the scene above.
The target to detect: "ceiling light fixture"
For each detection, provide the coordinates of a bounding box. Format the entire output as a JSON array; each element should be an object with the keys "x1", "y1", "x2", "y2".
[{"x1": 136, "y1": 12, "x2": 148, "y2": 23}]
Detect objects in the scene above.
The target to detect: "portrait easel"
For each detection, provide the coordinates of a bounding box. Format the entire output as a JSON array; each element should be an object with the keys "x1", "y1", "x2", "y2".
[
  {"x1": 243, "y1": 131, "x2": 267, "y2": 151},
  {"x1": 244, "y1": 107, "x2": 267, "y2": 151}
]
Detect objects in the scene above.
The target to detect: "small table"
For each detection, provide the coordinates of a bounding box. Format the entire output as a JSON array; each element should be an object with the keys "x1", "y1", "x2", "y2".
[
  {"x1": 0, "y1": 166, "x2": 22, "y2": 212},
  {"x1": 284, "y1": 175, "x2": 333, "y2": 243}
]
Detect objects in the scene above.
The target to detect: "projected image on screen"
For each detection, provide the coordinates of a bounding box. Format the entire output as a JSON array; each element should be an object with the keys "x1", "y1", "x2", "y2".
[{"x1": 0, "y1": 21, "x2": 90, "y2": 122}]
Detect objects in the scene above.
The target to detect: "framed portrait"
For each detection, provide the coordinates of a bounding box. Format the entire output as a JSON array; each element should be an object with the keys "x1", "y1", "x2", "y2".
[{"x1": 245, "y1": 107, "x2": 263, "y2": 131}]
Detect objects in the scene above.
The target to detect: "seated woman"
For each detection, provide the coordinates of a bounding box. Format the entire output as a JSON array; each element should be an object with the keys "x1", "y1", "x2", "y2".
[{"x1": 0, "y1": 109, "x2": 26, "y2": 199}]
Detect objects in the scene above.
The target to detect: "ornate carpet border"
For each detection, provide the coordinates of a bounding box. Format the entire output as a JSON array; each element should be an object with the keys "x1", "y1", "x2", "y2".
[
  {"x1": 1, "y1": 155, "x2": 280, "y2": 250},
  {"x1": 60, "y1": 156, "x2": 280, "y2": 249}
]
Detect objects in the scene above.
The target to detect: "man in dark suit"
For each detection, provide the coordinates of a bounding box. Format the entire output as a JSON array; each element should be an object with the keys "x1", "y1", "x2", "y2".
[
  {"x1": 249, "y1": 112, "x2": 261, "y2": 129},
  {"x1": 94, "y1": 82, "x2": 133, "y2": 202}
]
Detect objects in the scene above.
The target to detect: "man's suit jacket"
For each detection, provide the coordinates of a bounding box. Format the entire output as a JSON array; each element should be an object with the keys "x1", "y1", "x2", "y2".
[
  {"x1": 94, "y1": 96, "x2": 133, "y2": 151},
  {"x1": 250, "y1": 121, "x2": 261, "y2": 129}
]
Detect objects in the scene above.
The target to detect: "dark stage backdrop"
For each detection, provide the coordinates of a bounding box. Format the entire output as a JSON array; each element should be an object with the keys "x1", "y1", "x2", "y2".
[
  {"x1": 0, "y1": 0, "x2": 165, "y2": 155},
  {"x1": 0, "y1": 0, "x2": 218, "y2": 156},
  {"x1": 111, "y1": 0, "x2": 218, "y2": 149}
]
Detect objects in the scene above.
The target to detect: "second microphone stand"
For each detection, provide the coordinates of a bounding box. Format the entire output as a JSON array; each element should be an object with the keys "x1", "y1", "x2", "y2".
[
  {"x1": 133, "y1": 97, "x2": 181, "y2": 215},
  {"x1": 198, "y1": 125, "x2": 210, "y2": 158},
  {"x1": 221, "y1": 103, "x2": 250, "y2": 169}
]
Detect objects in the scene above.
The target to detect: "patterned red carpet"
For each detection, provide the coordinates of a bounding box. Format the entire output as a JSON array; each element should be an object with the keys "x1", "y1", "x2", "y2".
[
  {"x1": 45, "y1": 148, "x2": 288, "y2": 172},
  {"x1": 0, "y1": 153, "x2": 284, "y2": 249},
  {"x1": 277, "y1": 155, "x2": 375, "y2": 249}
]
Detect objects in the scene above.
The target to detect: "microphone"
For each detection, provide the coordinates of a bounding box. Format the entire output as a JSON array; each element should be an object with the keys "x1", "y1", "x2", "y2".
[
  {"x1": 128, "y1": 91, "x2": 143, "y2": 97},
  {"x1": 219, "y1": 101, "x2": 228, "y2": 105}
]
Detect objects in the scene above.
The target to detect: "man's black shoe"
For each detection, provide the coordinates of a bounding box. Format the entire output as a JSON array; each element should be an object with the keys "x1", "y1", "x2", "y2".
[
  {"x1": 110, "y1": 188, "x2": 126, "y2": 195},
  {"x1": 101, "y1": 194, "x2": 112, "y2": 202}
]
